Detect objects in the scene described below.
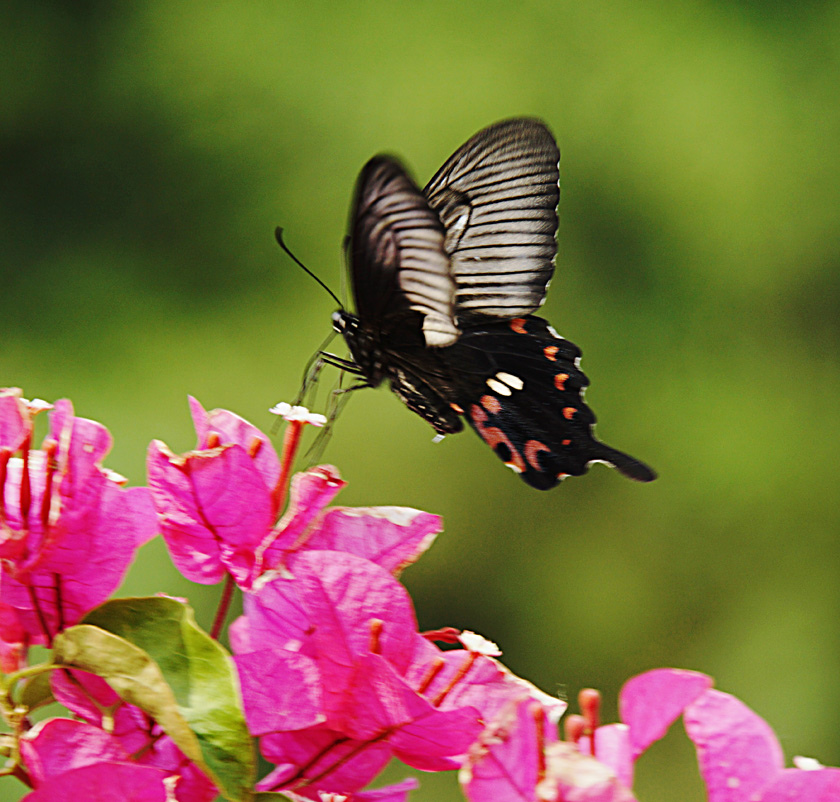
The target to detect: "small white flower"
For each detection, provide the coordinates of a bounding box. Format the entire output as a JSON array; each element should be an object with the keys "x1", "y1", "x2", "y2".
[
  {"x1": 459, "y1": 630, "x2": 502, "y2": 656},
  {"x1": 269, "y1": 402, "x2": 327, "y2": 427}
]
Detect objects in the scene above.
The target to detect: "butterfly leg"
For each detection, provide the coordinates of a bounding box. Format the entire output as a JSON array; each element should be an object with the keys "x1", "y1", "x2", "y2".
[
  {"x1": 295, "y1": 349, "x2": 366, "y2": 408},
  {"x1": 301, "y1": 373, "x2": 371, "y2": 465}
]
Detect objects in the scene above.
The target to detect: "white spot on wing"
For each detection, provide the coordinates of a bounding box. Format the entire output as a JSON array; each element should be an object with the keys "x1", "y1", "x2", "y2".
[
  {"x1": 486, "y1": 378, "x2": 512, "y2": 396},
  {"x1": 496, "y1": 372, "x2": 524, "y2": 391}
]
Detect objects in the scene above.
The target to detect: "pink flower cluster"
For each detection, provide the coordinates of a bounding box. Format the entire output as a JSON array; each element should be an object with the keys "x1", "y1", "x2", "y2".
[
  {"x1": 0, "y1": 389, "x2": 156, "y2": 660},
  {"x1": 463, "y1": 669, "x2": 840, "y2": 802},
  {"x1": 1, "y1": 389, "x2": 837, "y2": 801}
]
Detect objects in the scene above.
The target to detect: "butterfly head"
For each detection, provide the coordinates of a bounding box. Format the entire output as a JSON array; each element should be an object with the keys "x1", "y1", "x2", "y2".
[{"x1": 332, "y1": 309, "x2": 358, "y2": 336}]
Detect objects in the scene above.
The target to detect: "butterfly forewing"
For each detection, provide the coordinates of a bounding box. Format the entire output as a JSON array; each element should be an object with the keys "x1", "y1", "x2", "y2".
[
  {"x1": 350, "y1": 157, "x2": 459, "y2": 347},
  {"x1": 423, "y1": 118, "x2": 560, "y2": 318}
]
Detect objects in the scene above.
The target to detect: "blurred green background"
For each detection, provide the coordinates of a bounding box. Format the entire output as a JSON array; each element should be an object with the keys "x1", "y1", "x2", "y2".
[{"x1": 2, "y1": 1, "x2": 839, "y2": 799}]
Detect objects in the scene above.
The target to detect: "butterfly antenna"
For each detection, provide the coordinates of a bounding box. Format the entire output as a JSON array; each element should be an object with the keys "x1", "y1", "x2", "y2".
[{"x1": 275, "y1": 227, "x2": 343, "y2": 309}]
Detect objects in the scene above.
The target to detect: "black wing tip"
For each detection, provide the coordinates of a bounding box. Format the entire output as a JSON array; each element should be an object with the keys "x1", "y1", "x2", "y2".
[
  {"x1": 600, "y1": 450, "x2": 657, "y2": 483},
  {"x1": 615, "y1": 458, "x2": 657, "y2": 483}
]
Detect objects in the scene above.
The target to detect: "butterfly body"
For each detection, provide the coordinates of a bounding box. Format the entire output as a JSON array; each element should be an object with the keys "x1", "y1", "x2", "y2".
[{"x1": 325, "y1": 118, "x2": 655, "y2": 489}]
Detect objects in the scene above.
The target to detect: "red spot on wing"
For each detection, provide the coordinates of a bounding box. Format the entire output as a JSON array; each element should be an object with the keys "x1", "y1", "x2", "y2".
[
  {"x1": 469, "y1": 404, "x2": 526, "y2": 473},
  {"x1": 554, "y1": 373, "x2": 569, "y2": 391},
  {"x1": 480, "y1": 395, "x2": 502, "y2": 414},
  {"x1": 563, "y1": 407, "x2": 576, "y2": 420},
  {"x1": 562, "y1": 439, "x2": 571, "y2": 446},
  {"x1": 450, "y1": 403, "x2": 464, "y2": 414},
  {"x1": 510, "y1": 318, "x2": 528, "y2": 334},
  {"x1": 544, "y1": 345, "x2": 559, "y2": 361},
  {"x1": 524, "y1": 440, "x2": 551, "y2": 472}
]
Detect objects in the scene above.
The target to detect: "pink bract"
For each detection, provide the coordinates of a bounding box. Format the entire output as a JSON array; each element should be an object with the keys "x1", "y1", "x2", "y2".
[
  {"x1": 148, "y1": 399, "x2": 441, "y2": 589},
  {"x1": 569, "y1": 668, "x2": 840, "y2": 802},
  {"x1": 236, "y1": 550, "x2": 562, "y2": 797},
  {"x1": 0, "y1": 394, "x2": 157, "y2": 646},
  {"x1": 20, "y1": 762, "x2": 170, "y2": 802}
]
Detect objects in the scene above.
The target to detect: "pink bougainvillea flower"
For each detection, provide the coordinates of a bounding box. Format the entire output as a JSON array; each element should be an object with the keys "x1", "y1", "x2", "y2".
[
  {"x1": 682, "y1": 686, "x2": 840, "y2": 802},
  {"x1": 351, "y1": 777, "x2": 420, "y2": 802},
  {"x1": 545, "y1": 669, "x2": 840, "y2": 802},
  {"x1": 618, "y1": 667, "x2": 713, "y2": 759},
  {"x1": 0, "y1": 600, "x2": 28, "y2": 672},
  {"x1": 461, "y1": 697, "x2": 635, "y2": 802},
  {"x1": 616, "y1": 669, "x2": 840, "y2": 801},
  {"x1": 463, "y1": 668, "x2": 840, "y2": 802},
  {"x1": 49, "y1": 668, "x2": 217, "y2": 802},
  {"x1": 235, "y1": 550, "x2": 563, "y2": 798},
  {"x1": 0, "y1": 390, "x2": 157, "y2": 646},
  {"x1": 20, "y1": 718, "x2": 129, "y2": 783},
  {"x1": 148, "y1": 399, "x2": 441, "y2": 589},
  {"x1": 460, "y1": 698, "x2": 559, "y2": 802},
  {"x1": 20, "y1": 762, "x2": 170, "y2": 802}
]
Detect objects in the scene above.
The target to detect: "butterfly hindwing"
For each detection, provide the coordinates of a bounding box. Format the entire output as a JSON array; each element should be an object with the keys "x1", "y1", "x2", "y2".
[{"x1": 452, "y1": 316, "x2": 656, "y2": 489}]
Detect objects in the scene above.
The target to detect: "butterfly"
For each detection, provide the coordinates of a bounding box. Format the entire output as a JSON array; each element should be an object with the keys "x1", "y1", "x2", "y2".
[{"x1": 309, "y1": 118, "x2": 655, "y2": 489}]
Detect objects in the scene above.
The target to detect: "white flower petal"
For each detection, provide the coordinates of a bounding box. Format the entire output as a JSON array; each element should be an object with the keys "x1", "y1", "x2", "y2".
[{"x1": 269, "y1": 402, "x2": 327, "y2": 427}]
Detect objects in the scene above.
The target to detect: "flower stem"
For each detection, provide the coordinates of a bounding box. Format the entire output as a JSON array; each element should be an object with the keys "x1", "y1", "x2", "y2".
[
  {"x1": 2, "y1": 662, "x2": 58, "y2": 693},
  {"x1": 28, "y1": 586, "x2": 53, "y2": 647},
  {"x1": 210, "y1": 575, "x2": 236, "y2": 640}
]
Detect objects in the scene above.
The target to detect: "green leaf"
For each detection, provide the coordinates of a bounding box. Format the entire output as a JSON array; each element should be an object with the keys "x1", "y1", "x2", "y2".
[
  {"x1": 18, "y1": 670, "x2": 55, "y2": 712},
  {"x1": 53, "y1": 596, "x2": 254, "y2": 801}
]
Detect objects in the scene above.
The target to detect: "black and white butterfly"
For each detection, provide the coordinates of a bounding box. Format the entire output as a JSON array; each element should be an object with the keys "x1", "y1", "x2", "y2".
[{"x1": 303, "y1": 118, "x2": 655, "y2": 490}]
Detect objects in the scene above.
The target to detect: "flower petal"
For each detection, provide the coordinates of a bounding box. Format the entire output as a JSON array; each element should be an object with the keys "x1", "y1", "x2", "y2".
[
  {"x1": 21, "y1": 762, "x2": 169, "y2": 802},
  {"x1": 593, "y1": 724, "x2": 634, "y2": 789},
  {"x1": 148, "y1": 441, "x2": 274, "y2": 586},
  {"x1": 544, "y1": 742, "x2": 638, "y2": 802},
  {"x1": 0, "y1": 388, "x2": 28, "y2": 452},
  {"x1": 304, "y1": 506, "x2": 440, "y2": 575},
  {"x1": 260, "y1": 466, "x2": 346, "y2": 568},
  {"x1": 683, "y1": 689, "x2": 784, "y2": 802},
  {"x1": 235, "y1": 648, "x2": 324, "y2": 735},
  {"x1": 460, "y1": 698, "x2": 554, "y2": 802},
  {"x1": 258, "y1": 726, "x2": 392, "y2": 795},
  {"x1": 354, "y1": 778, "x2": 420, "y2": 801},
  {"x1": 190, "y1": 397, "x2": 280, "y2": 489},
  {"x1": 619, "y1": 668, "x2": 713, "y2": 758},
  {"x1": 19, "y1": 718, "x2": 129, "y2": 783},
  {"x1": 759, "y1": 767, "x2": 840, "y2": 801},
  {"x1": 291, "y1": 551, "x2": 420, "y2": 685}
]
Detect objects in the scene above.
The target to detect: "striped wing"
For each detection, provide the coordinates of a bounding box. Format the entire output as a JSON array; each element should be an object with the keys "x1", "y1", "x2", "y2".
[
  {"x1": 423, "y1": 118, "x2": 560, "y2": 319},
  {"x1": 350, "y1": 156, "x2": 459, "y2": 347}
]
